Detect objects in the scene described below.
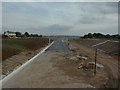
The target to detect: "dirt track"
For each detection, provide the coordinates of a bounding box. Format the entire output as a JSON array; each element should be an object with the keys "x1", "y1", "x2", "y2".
[
  {"x1": 2, "y1": 52, "x2": 94, "y2": 88},
  {"x1": 2, "y1": 38, "x2": 119, "y2": 88},
  {"x1": 68, "y1": 40, "x2": 118, "y2": 88},
  {"x1": 2, "y1": 39, "x2": 95, "y2": 88}
]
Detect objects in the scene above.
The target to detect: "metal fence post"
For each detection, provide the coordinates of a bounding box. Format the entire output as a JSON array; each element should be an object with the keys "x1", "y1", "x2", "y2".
[{"x1": 94, "y1": 48, "x2": 97, "y2": 75}]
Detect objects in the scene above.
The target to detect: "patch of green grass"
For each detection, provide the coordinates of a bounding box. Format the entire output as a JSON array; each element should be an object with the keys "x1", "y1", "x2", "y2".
[
  {"x1": 9, "y1": 43, "x2": 29, "y2": 51},
  {"x1": 2, "y1": 37, "x2": 49, "y2": 61}
]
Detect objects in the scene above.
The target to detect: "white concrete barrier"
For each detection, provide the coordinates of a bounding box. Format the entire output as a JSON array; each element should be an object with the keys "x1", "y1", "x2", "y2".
[{"x1": 1, "y1": 41, "x2": 54, "y2": 88}]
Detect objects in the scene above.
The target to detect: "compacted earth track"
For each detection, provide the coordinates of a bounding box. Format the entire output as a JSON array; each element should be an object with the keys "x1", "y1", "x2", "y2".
[
  {"x1": 3, "y1": 38, "x2": 118, "y2": 88},
  {"x1": 2, "y1": 38, "x2": 94, "y2": 88},
  {"x1": 69, "y1": 39, "x2": 119, "y2": 88}
]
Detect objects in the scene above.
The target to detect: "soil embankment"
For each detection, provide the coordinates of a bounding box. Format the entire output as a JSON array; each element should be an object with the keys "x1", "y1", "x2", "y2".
[
  {"x1": 2, "y1": 37, "x2": 49, "y2": 78},
  {"x1": 67, "y1": 39, "x2": 119, "y2": 88}
]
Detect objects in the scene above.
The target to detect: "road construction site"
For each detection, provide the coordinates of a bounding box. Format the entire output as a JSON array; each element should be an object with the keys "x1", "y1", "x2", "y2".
[{"x1": 2, "y1": 37, "x2": 119, "y2": 88}]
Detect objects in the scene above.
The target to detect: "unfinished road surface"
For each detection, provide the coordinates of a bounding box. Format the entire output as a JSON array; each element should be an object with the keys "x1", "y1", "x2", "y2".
[
  {"x1": 46, "y1": 38, "x2": 70, "y2": 52},
  {"x1": 2, "y1": 38, "x2": 94, "y2": 88}
]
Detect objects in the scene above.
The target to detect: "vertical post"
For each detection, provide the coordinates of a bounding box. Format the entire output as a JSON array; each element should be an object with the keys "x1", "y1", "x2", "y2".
[{"x1": 94, "y1": 48, "x2": 97, "y2": 75}]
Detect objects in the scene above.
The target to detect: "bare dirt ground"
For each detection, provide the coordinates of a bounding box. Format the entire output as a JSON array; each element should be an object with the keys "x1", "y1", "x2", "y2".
[
  {"x1": 2, "y1": 38, "x2": 49, "y2": 79},
  {"x1": 2, "y1": 39, "x2": 119, "y2": 88},
  {"x1": 65, "y1": 39, "x2": 119, "y2": 88},
  {"x1": 51, "y1": 54, "x2": 107, "y2": 88},
  {"x1": 2, "y1": 48, "x2": 43, "y2": 78},
  {"x1": 2, "y1": 52, "x2": 94, "y2": 88}
]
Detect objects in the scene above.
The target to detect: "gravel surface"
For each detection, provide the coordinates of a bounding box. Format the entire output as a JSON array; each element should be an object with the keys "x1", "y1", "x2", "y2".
[
  {"x1": 2, "y1": 39, "x2": 94, "y2": 88},
  {"x1": 69, "y1": 40, "x2": 118, "y2": 88},
  {"x1": 3, "y1": 38, "x2": 118, "y2": 88}
]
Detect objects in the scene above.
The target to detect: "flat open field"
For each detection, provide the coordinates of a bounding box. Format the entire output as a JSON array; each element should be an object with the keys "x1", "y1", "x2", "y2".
[
  {"x1": 2, "y1": 37, "x2": 49, "y2": 61},
  {"x1": 2, "y1": 37, "x2": 49, "y2": 77}
]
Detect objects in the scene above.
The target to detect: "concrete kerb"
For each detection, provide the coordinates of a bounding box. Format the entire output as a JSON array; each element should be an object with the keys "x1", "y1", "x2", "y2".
[{"x1": 1, "y1": 41, "x2": 54, "y2": 87}]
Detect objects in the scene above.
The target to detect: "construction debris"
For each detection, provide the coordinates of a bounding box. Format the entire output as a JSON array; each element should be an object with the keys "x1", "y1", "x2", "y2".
[
  {"x1": 65, "y1": 54, "x2": 103, "y2": 74},
  {"x1": 78, "y1": 63, "x2": 83, "y2": 69},
  {"x1": 87, "y1": 62, "x2": 104, "y2": 69},
  {"x1": 66, "y1": 54, "x2": 88, "y2": 61},
  {"x1": 77, "y1": 55, "x2": 88, "y2": 60},
  {"x1": 77, "y1": 61, "x2": 104, "y2": 71}
]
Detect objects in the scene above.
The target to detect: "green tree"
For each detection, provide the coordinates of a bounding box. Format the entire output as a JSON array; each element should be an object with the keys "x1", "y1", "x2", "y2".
[
  {"x1": 39, "y1": 35, "x2": 42, "y2": 37},
  {"x1": 105, "y1": 34, "x2": 110, "y2": 39},
  {"x1": 24, "y1": 32, "x2": 29, "y2": 37},
  {"x1": 15, "y1": 32, "x2": 22, "y2": 37},
  {"x1": 87, "y1": 33, "x2": 93, "y2": 38}
]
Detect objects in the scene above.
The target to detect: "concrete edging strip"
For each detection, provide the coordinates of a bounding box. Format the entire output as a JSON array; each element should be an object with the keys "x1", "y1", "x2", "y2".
[
  {"x1": 1, "y1": 41, "x2": 54, "y2": 85},
  {"x1": 92, "y1": 40, "x2": 110, "y2": 47}
]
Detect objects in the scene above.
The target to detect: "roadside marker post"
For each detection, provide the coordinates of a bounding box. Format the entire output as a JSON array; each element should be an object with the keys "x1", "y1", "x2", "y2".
[
  {"x1": 94, "y1": 48, "x2": 97, "y2": 75},
  {"x1": 92, "y1": 40, "x2": 110, "y2": 76}
]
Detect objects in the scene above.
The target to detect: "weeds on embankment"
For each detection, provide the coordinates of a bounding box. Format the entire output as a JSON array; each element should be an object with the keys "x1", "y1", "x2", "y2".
[{"x1": 2, "y1": 37, "x2": 49, "y2": 60}]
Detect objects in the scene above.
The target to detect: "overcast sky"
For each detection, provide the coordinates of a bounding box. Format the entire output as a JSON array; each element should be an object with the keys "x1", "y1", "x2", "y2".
[{"x1": 2, "y1": 1, "x2": 119, "y2": 36}]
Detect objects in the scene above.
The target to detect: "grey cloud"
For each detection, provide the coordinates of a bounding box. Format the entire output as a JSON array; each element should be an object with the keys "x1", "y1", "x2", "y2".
[
  {"x1": 77, "y1": 2, "x2": 118, "y2": 15},
  {"x1": 97, "y1": 2, "x2": 118, "y2": 14},
  {"x1": 106, "y1": 2, "x2": 118, "y2": 9},
  {"x1": 77, "y1": 12, "x2": 111, "y2": 24},
  {"x1": 21, "y1": 24, "x2": 73, "y2": 35},
  {"x1": 76, "y1": 2, "x2": 118, "y2": 24},
  {"x1": 2, "y1": 2, "x2": 118, "y2": 35},
  {"x1": 42, "y1": 24, "x2": 72, "y2": 32},
  {"x1": 36, "y1": 24, "x2": 72, "y2": 35},
  {"x1": 78, "y1": 16, "x2": 104, "y2": 24}
]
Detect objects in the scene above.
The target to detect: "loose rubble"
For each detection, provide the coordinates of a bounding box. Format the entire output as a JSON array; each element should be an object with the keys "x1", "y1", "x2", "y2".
[
  {"x1": 87, "y1": 62, "x2": 104, "y2": 69},
  {"x1": 66, "y1": 54, "x2": 88, "y2": 61},
  {"x1": 65, "y1": 53, "x2": 104, "y2": 73}
]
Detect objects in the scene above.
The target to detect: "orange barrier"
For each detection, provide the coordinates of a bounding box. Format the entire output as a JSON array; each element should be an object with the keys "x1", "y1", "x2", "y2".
[{"x1": 97, "y1": 56, "x2": 120, "y2": 60}]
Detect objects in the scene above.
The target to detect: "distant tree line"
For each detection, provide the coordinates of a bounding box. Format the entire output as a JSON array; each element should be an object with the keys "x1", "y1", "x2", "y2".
[
  {"x1": 18, "y1": 32, "x2": 43, "y2": 37},
  {"x1": 2, "y1": 31, "x2": 43, "y2": 38},
  {"x1": 81, "y1": 33, "x2": 120, "y2": 40}
]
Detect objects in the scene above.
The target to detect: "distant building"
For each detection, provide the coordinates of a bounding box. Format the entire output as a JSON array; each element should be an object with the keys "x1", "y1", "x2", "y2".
[{"x1": 4, "y1": 31, "x2": 17, "y2": 38}]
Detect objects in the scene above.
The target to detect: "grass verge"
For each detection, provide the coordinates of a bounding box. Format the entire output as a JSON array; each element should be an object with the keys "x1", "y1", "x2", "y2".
[{"x1": 2, "y1": 37, "x2": 49, "y2": 61}]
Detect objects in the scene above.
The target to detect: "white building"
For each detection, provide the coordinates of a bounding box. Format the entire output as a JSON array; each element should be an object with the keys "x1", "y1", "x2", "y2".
[{"x1": 4, "y1": 31, "x2": 17, "y2": 38}]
